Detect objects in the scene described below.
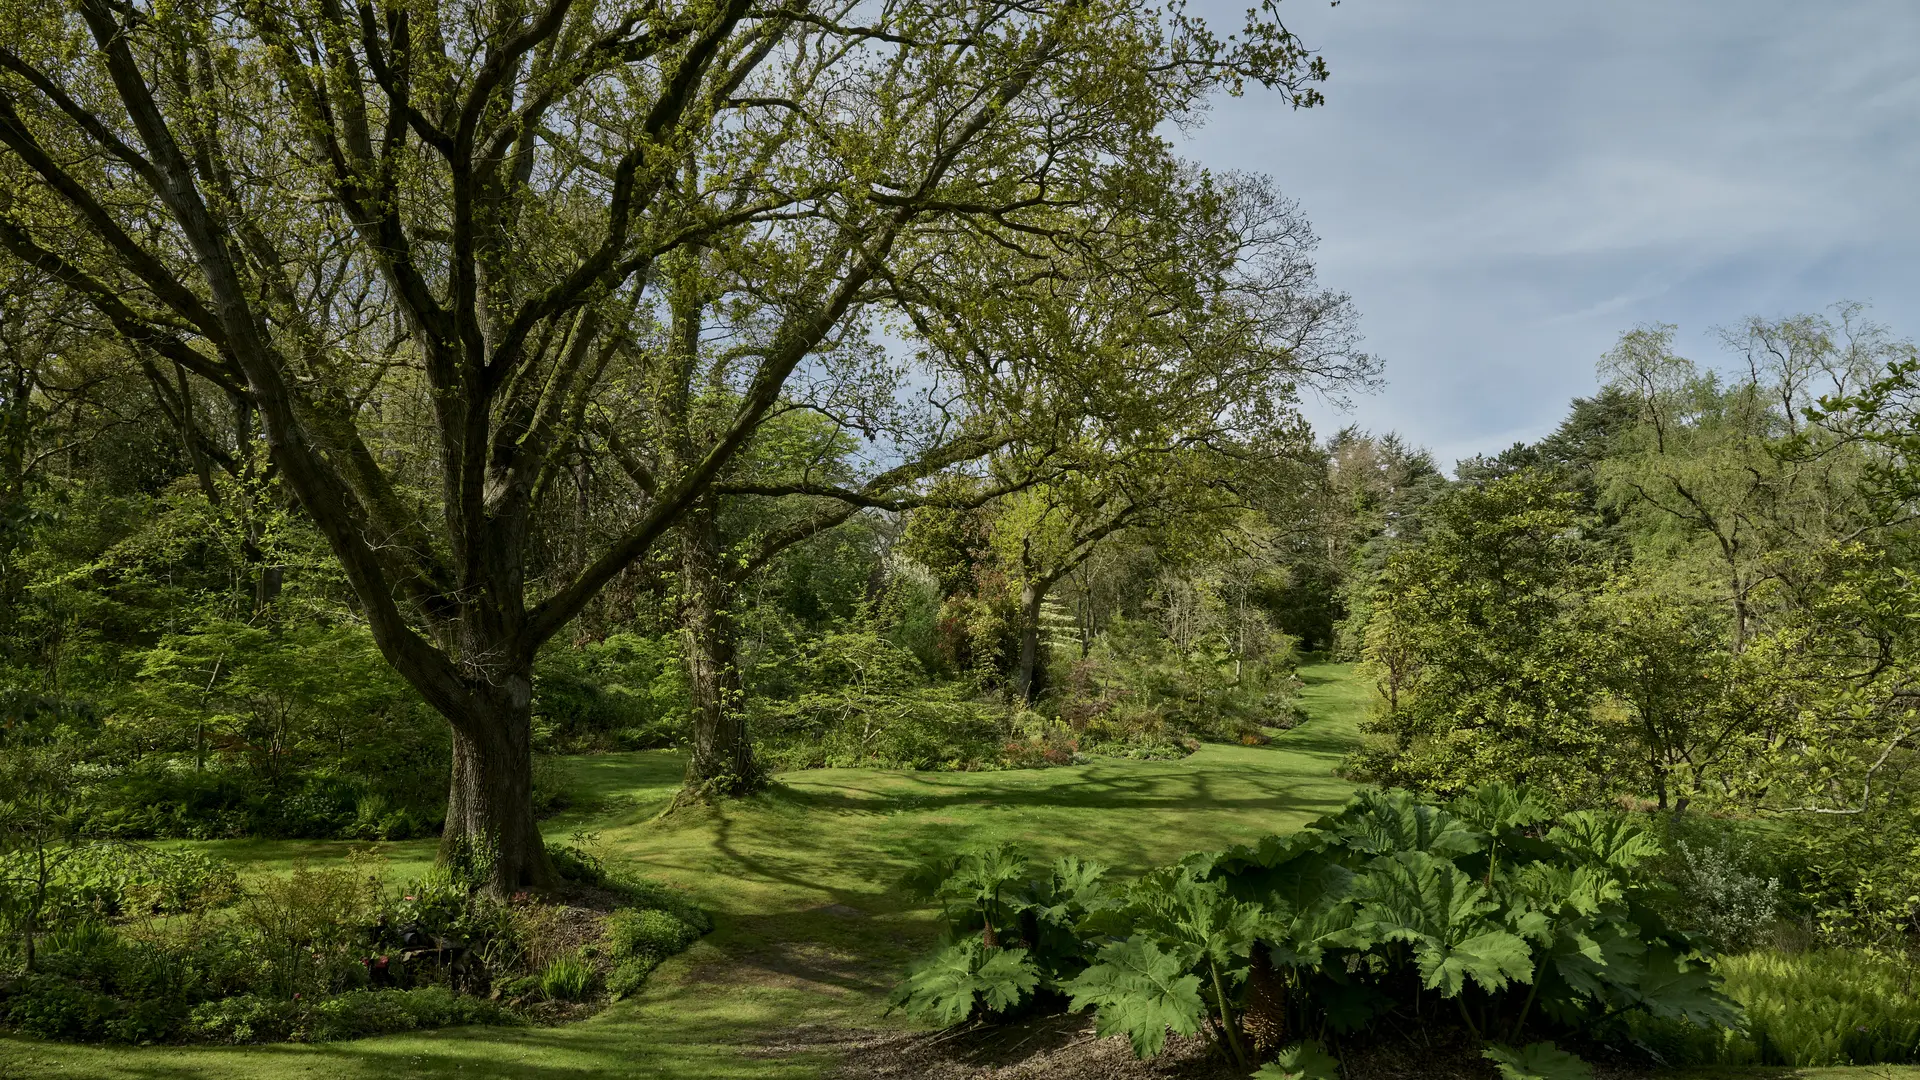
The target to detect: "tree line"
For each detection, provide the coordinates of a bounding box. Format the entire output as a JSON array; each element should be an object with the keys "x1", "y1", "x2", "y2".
[{"x1": 1337, "y1": 305, "x2": 1920, "y2": 943}]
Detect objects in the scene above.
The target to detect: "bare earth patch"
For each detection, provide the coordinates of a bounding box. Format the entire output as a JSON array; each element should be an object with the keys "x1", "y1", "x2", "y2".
[{"x1": 758, "y1": 1015, "x2": 1659, "y2": 1080}]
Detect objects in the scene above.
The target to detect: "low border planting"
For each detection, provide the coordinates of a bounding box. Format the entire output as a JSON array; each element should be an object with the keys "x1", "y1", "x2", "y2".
[{"x1": 894, "y1": 785, "x2": 1742, "y2": 1078}]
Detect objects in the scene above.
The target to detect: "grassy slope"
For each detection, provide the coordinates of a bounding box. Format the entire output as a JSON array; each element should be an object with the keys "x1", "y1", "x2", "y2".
[{"x1": 2, "y1": 664, "x2": 1911, "y2": 1079}]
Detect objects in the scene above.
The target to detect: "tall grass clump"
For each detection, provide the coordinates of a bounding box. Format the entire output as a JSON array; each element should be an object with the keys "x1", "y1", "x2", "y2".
[{"x1": 1632, "y1": 949, "x2": 1920, "y2": 1067}]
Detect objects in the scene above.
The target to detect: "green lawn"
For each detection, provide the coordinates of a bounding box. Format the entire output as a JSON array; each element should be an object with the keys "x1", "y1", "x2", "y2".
[{"x1": 2, "y1": 664, "x2": 1910, "y2": 1079}]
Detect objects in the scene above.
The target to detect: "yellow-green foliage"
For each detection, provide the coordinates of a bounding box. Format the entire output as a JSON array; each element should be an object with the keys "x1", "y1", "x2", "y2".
[
  {"x1": 239, "y1": 854, "x2": 385, "y2": 997},
  {"x1": 1633, "y1": 949, "x2": 1920, "y2": 1067},
  {"x1": 606, "y1": 909, "x2": 698, "y2": 965},
  {"x1": 537, "y1": 955, "x2": 595, "y2": 1002}
]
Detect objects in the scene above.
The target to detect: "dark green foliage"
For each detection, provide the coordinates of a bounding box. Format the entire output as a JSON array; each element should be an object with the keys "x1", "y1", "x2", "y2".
[
  {"x1": 891, "y1": 845, "x2": 1111, "y2": 1023},
  {"x1": 187, "y1": 987, "x2": 512, "y2": 1044},
  {"x1": 0, "y1": 844, "x2": 237, "y2": 933},
  {"x1": 592, "y1": 879, "x2": 710, "y2": 1001},
  {"x1": 532, "y1": 634, "x2": 687, "y2": 753},
  {"x1": 1353, "y1": 472, "x2": 1626, "y2": 802},
  {"x1": 0, "y1": 849, "x2": 711, "y2": 1045},
  {"x1": 0, "y1": 922, "x2": 246, "y2": 1042},
  {"x1": 605, "y1": 957, "x2": 654, "y2": 1000},
  {"x1": 896, "y1": 786, "x2": 1740, "y2": 1075},
  {"x1": 895, "y1": 939, "x2": 1043, "y2": 1026},
  {"x1": 2, "y1": 974, "x2": 124, "y2": 1041},
  {"x1": 1252, "y1": 1039, "x2": 1341, "y2": 1079},
  {"x1": 1481, "y1": 1040, "x2": 1594, "y2": 1079},
  {"x1": 1065, "y1": 935, "x2": 1207, "y2": 1057},
  {"x1": 752, "y1": 631, "x2": 1011, "y2": 770},
  {"x1": 1062, "y1": 615, "x2": 1299, "y2": 752}
]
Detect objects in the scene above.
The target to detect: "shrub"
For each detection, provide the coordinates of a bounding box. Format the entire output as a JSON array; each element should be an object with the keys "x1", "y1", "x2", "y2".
[
  {"x1": 238, "y1": 854, "x2": 386, "y2": 997},
  {"x1": 895, "y1": 785, "x2": 1740, "y2": 1076},
  {"x1": 538, "y1": 954, "x2": 595, "y2": 1001},
  {"x1": 186, "y1": 987, "x2": 511, "y2": 1043},
  {"x1": 187, "y1": 994, "x2": 297, "y2": 1043},
  {"x1": 0, "y1": 850, "x2": 708, "y2": 1046},
  {"x1": 0, "y1": 843, "x2": 239, "y2": 935},
  {"x1": 1061, "y1": 614, "x2": 1298, "y2": 749},
  {"x1": 2, "y1": 974, "x2": 120, "y2": 1041},
  {"x1": 605, "y1": 908, "x2": 698, "y2": 965},
  {"x1": 1661, "y1": 838, "x2": 1782, "y2": 952},
  {"x1": 751, "y1": 630, "x2": 1012, "y2": 770},
  {"x1": 532, "y1": 633, "x2": 686, "y2": 753},
  {"x1": 303, "y1": 987, "x2": 509, "y2": 1041},
  {"x1": 105, "y1": 994, "x2": 189, "y2": 1043}
]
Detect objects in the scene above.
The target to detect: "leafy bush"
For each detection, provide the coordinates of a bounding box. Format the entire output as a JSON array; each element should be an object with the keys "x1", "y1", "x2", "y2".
[
  {"x1": 188, "y1": 987, "x2": 511, "y2": 1043},
  {"x1": 0, "y1": 842, "x2": 238, "y2": 934},
  {"x1": 1, "y1": 844, "x2": 705, "y2": 1045},
  {"x1": 1061, "y1": 615, "x2": 1297, "y2": 749},
  {"x1": 532, "y1": 633, "x2": 686, "y2": 753},
  {"x1": 185, "y1": 994, "x2": 300, "y2": 1043},
  {"x1": 753, "y1": 631, "x2": 1010, "y2": 770},
  {"x1": 2, "y1": 973, "x2": 122, "y2": 1041},
  {"x1": 894, "y1": 786, "x2": 1740, "y2": 1075},
  {"x1": 238, "y1": 854, "x2": 385, "y2": 998},
  {"x1": 305, "y1": 987, "x2": 509, "y2": 1040},
  {"x1": 605, "y1": 909, "x2": 699, "y2": 965},
  {"x1": 1659, "y1": 838, "x2": 1782, "y2": 952},
  {"x1": 1631, "y1": 948, "x2": 1920, "y2": 1067},
  {"x1": 97, "y1": 619, "x2": 452, "y2": 840}
]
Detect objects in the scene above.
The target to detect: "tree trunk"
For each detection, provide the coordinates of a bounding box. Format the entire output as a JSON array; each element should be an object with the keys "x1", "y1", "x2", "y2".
[
  {"x1": 679, "y1": 494, "x2": 764, "y2": 799},
  {"x1": 1014, "y1": 581, "x2": 1047, "y2": 704},
  {"x1": 440, "y1": 673, "x2": 557, "y2": 894},
  {"x1": 1644, "y1": 713, "x2": 1669, "y2": 811},
  {"x1": 1243, "y1": 945, "x2": 1288, "y2": 1057}
]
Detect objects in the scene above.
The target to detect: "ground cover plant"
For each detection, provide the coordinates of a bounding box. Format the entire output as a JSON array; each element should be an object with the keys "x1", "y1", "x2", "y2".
[
  {"x1": 893, "y1": 783, "x2": 1742, "y2": 1076},
  {"x1": 0, "y1": 838, "x2": 709, "y2": 1045}
]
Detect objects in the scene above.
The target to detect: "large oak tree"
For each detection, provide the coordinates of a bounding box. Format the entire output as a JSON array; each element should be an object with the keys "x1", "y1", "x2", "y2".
[{"x1": 0, "y1": 0, "x2": 1330, "y2": 889}]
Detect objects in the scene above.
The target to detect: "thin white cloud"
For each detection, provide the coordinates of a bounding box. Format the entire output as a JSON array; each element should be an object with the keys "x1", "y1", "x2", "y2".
[{"x1": 1179, "y1": 0, "x2": 1920, "y2": 466}]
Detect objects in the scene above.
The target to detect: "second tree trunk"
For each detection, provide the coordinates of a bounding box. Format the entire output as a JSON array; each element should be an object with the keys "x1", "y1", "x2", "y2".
[{"x1": 680, "y1": 495, "x2": 763, "y2": 798}]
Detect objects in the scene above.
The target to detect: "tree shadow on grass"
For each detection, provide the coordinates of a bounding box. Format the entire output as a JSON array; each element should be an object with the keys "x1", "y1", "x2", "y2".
[
  {"x1": 1, "y1": 983, "x2": 852, "y2": 1080},
  {"x1": 764, "y1": 767, "x2": 1318, "y2": 818}
]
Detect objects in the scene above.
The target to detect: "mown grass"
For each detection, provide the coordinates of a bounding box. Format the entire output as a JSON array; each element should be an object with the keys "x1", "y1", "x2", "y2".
[{"x1": 3, "y1": 664, "x2": 1908, "y2": 1079}]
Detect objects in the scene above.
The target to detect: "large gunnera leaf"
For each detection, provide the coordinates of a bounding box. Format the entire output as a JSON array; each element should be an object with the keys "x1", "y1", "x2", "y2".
[
  {"x1": 892, "y1": 940, "x2": 1039, "y2": 1025},
  {"x1": 1546, "y1": 812, "x2": 1661, "y2": 872},
  {"x1": 1332, "y1": 789, "x2": 1487, "y2": 858},
  {"x1": 1481, "y1": 1041, "x2": 1594, "y2": 1080},
  {"x1": 1629, "y1": 944, "x2": 1744, "y2": 1029},
  {"x1": 1449, "y1": 782, "x2": 1553, "y2": 832},
  {"x1": 1064, "y1": 935, "x2": 1207, "y2": 1058},
  {"x1": 1253, "y1": 1039, "x2": 1343, "y2": 1079},
  {"x1": 1355, "y1": 851, "x2": 1534, "y2": 995},
  {"x1": 1421, "y1": 926, "x2": 1534, "y2": 997}
]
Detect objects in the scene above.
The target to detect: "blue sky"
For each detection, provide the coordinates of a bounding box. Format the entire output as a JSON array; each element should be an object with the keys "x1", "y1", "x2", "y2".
[{"x1": 1180, "y1": 0, "x2": 1920, "y2": 469}]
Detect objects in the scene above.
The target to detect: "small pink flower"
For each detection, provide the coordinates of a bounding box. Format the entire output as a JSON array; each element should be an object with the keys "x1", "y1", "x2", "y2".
[
  {"x1": 404, "y1": 895, "x2": 415, "y2": 901},
  {"x1": 293, "y1": 993, "x2": 302, "y2": 1000}
]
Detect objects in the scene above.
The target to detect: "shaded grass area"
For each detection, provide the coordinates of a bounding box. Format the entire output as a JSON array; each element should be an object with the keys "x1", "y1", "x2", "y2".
[{"x1": 4, "y1": 664, "x2": 1897, "y2": 1078}]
